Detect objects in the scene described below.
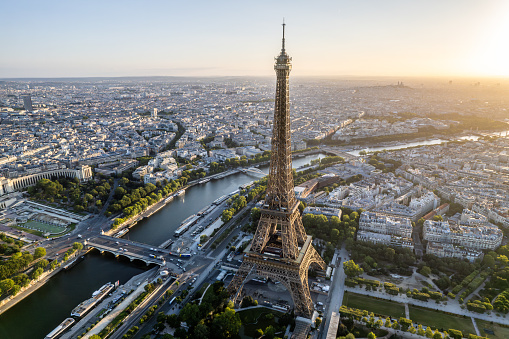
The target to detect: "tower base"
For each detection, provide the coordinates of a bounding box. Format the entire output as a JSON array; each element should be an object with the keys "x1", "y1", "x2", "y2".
[{"x1": 228, "y1": 235, "x2": 325, "y2": 318}]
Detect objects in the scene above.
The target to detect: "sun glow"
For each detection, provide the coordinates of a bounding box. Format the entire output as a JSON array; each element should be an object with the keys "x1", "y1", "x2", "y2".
[{"x1": 467, "y1": 4, "x2": 509, "y2": 77}]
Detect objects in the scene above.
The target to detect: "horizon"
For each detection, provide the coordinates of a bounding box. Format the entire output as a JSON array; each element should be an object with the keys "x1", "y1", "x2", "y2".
[{"x1": 2, "y1": 1, "x2": 509, "y2": 79}]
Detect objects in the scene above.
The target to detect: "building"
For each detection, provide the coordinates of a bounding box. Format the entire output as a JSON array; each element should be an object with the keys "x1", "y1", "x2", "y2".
[
  {"x1": 426, "y1": 242, "x2": 483, "y2": 262},
  {"x1": 152, "y1": 108, "x2": 158, "y2": 118},
  {"x1": 303, "y1": 206, "x2": 342, "y2": 219},
  {"x1": 423, "y1": 219, "x2": 502, "y2": 251},
  {"x1": 357, "y1": 230, "x2": 414, "y2": 250},
  {"x1": 357, "y1": 211, "x2": 414, "y2": 249},
  {"x1": 359, "y1": 211, "x2": 413, "y2": 238},
  {"x1": 22, "y1": 95, "x2": 33, "y2": 112},
  {"x1": 0, "y1": 165, "x2": 92, "y2": 196},
  {"x1": 132, "y1": 165, "x2": 153, "y2": 180}
]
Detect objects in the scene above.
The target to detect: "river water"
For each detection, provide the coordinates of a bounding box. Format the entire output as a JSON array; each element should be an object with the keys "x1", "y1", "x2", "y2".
[
  {"x1": 346, "y1": 129, "x2": 509, "y2": 156},
  {"x1": 0, "y1": 153, "x2": 325, "y2": 339}
]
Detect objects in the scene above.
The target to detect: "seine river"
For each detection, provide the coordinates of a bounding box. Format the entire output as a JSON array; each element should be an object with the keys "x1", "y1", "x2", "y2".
[{"x1": 0, "y1": 153, "x2": 325, "y2": 339}]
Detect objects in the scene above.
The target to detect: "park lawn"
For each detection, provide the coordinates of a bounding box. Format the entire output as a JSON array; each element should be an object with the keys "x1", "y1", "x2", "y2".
[
  {"x1": 24, "y1": 220, "x2": 66, "y2": 234},
  {"x1": 475, "y1": 319, "x2": 509, "y2": 339},
  {"x1": 238, "y1": 307, "x2": 284, "y2": 339},
  {"x1": 342, "y1": 292, "x2": 406, "y2": 318},
  {"x1": 408, "y1": 305, "x2": 476, "y2": 335}
]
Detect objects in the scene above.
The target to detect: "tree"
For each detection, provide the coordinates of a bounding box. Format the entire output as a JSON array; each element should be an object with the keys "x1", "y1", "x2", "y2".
[
  {"x1": 90, "y1": 335, "x2": 102, "y2": 339},
  {"x1": 211, "y1": 307, "x2": 241, "y2": 338},
  {"x1": 433, "y1": 215, "x2": 443, "y2": 221},
  {"x1": 343, "y1": 260, "x2": 364, "y2": 278},
  {"x1": 346, "y1": 334, "x2": 355, "y2": 339},
  {"x1": 221, "y1": 209, "x2": 234, "y2": 223},
  {"x1": 180, "y1": 303, "x2": 201, "y2": 327},
  {"x1": 31, "y1": 267, "x2": 44, "y2": 280},
  {"x1": 167, "y1": 314, "x2": 180, "y2": 328},
  {"x1": 73, "y1": 242, "x2": 84, "y2": 251},
  {"x1": 0, "y1": 279, "x2": 15, "y2": 294},
  {"x1": 36, "y1": 259, "x2": 49, "y2": 269},
  {"x1": 433, "y1": 329, "x2": 443, "y2": 339},
  {"x1": 482, "y1": 254, "x2": 496, "y2": 268},
  {"x1": 194, "y1": 322, "x2": 210, "y2": 339},
  {"x1": 448, "y1": 329, "x2": 463, "y2": 339},
  {"x1": 34, "y1": 247, "x2": 46, "y2": 259},
  {"x1": 11, "y1": 284, "x2": 21, "y2": 296},
  {"x1": 417, "y1": 325, "x2": 426, "y2": 336},
  {"x1": 426, "y1": 326, "x2": 434, "y2": 338},
  {"x1": 330, "y1": 228, "x2": 340, "y2": 243},
  {"x1": 367, "y1": 332, "x2": 376, "y2": 339},
  {"x1": 264, "y1": 325, "x2": 276, "y2": 339},
  {"x1": 315, "y1": 317, "x2": 322, "y2": 328},
  {"x1": 420, "y1": 266, "x2": 432, "y2": 277},
  {"x1": 385, "y1": 318, "x2": 391, "y2": 327},
  {"x1": 399, "y1": 317, "x2": 412, "y2": 331}
]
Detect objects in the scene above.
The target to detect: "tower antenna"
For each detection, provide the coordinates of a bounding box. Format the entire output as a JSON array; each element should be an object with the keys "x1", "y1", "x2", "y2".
[{"x1": 282, "y1": 19, "x2": 286, "y2": 52}]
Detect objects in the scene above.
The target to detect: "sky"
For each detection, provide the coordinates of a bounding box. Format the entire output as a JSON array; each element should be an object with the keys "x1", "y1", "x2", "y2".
[{"x1": 1, "y1": 0, "x2": 509, "y2": 78}]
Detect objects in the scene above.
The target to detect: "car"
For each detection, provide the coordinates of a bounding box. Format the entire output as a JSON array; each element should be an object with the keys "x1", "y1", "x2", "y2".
[
  {"x1": 116, "y1": 241, "x2": 119, "y2": 245},
  {"x1": 119, "y1": 248, "x2": 123, "y2": 251},
  {"x1": 124, "y1": 249, "x2": 128, "y2": 252}
]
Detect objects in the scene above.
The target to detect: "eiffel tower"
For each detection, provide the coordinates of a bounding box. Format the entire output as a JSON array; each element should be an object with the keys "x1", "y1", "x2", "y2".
[{"x1": 227, "y1": 23, "x2": 326, "y2": 319}]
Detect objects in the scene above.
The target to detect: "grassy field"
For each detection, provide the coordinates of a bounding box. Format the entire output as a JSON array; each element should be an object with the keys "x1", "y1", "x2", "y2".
[
  {"x1": 408, "y1": 305, "x2": 476, "y2": 335},
  {"x1": 342, "y1": 292, "x2": 406, "y2": 318},
  {"x1": 476, "y1": 319, "x2": 509, "y2": 339},
  {"x1": 237, "y1": 307, "x2": 284, "y2": 339},
  {"x1": 24, "y1": 220, "x2": 66, "y2": 234}
]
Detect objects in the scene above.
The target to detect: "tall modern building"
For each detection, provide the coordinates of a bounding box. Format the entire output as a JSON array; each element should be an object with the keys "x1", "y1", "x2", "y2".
[
  {"x1": 228, "y1": 24, "x2": 325, "y2": 336},
  {"x1": 22, "y1": 95, "x2": 33, "y2": 112}
]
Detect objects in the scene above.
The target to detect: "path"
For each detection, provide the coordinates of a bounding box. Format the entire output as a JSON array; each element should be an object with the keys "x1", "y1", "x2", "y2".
[
  {"x1": 405, "y1": 303, "x2": 410, "y2": 319},
  {"x1": 471, "y1": 317, "x2": 481, "y2": 336}
]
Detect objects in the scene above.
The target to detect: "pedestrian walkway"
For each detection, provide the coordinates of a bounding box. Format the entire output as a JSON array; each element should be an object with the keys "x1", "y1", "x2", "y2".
[
  {"x1": 405, "y1": 303, "x2": 410, "y2": 319},
  {"x1": 471, "y1": 317, "x2": 480, "y2": 336}
]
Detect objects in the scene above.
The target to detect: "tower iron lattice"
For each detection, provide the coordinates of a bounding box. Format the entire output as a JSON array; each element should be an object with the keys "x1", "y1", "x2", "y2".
[{"x1": 227, "y1": 23, "x2": 326, "y2": 320}]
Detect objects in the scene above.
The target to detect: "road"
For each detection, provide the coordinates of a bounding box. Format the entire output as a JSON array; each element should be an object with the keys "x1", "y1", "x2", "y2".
[
  {"x1": 132, "y1": 248, "x2": 229, "y2": 338},
  {"x1": 320, "y1": 244, "x2": 349, "y2": 339},
  {"x1": 109, "y1": 273, "x2": 182, "y2": 339}
]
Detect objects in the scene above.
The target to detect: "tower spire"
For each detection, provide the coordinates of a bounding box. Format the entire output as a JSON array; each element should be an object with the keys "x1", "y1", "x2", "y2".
[{"x1": 281, "y1": 19, "x2": 286, "y2": 53}]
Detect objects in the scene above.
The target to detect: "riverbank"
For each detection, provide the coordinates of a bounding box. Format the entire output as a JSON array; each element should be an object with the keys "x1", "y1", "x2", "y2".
[
  {"x1": 60, "y1": 267, "x2": 159, "y2": 339},
  {"x1": 0, "y1": 250, "x2": 83, "y2": 316}
]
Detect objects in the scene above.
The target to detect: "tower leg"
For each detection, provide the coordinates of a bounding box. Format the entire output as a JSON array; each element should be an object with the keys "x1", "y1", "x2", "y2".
[{"x1": 227, "y1": 261, "x2": 255, "y2": 306}]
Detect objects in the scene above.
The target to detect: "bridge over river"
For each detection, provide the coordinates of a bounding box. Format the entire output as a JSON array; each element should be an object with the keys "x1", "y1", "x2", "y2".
[
  {"x1": 240, "y1": 167, "x2": 266, "y2": 178},
  {"x1": 85, "y1": 235, "x2": 167, "y2": 266}
]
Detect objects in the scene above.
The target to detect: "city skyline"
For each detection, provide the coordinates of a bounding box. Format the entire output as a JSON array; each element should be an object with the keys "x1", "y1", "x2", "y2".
[{"x1": 2, "y1": 0, "x2": 509, "y2": 78}]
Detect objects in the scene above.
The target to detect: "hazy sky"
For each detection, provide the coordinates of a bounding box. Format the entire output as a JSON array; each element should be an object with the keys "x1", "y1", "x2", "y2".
[{"x1": 2, "y1": 0, "x2": 509, "y2": 78}]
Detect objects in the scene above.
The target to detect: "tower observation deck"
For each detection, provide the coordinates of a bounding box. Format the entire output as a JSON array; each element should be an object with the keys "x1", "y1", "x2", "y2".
[{"x1": 227, "y1": 23, "x2": 326, "y2": 323}]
